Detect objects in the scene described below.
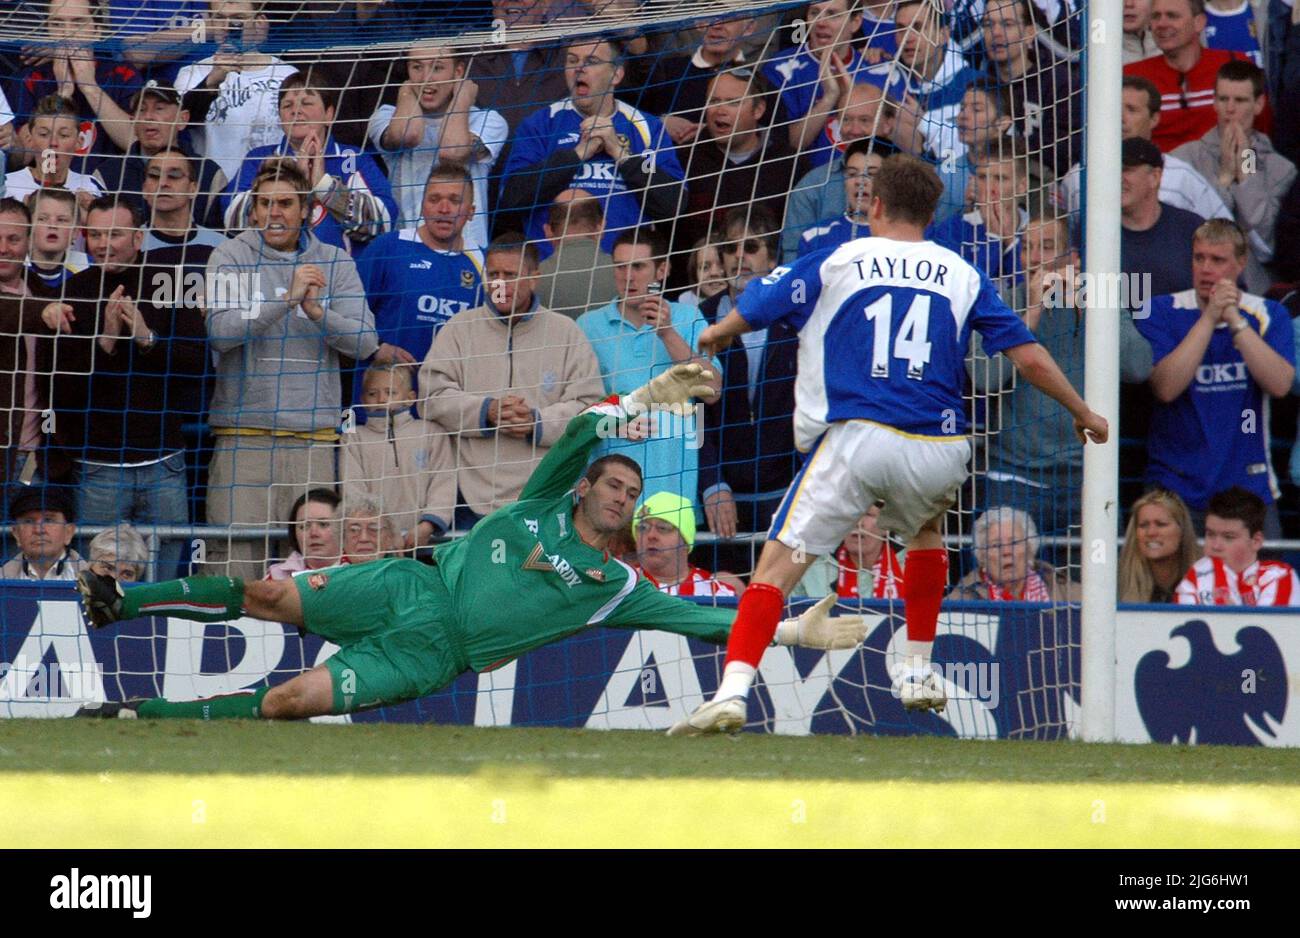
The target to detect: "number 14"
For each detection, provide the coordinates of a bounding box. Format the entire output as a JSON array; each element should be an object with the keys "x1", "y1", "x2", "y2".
[{"x1": 864, "y1": 294, "x2": 932, "y2": 380}]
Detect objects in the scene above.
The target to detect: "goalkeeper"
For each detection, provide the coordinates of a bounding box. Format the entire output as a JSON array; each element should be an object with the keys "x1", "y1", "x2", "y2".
[{"x1": 75, "y1": 364, "x2": 867, "y2": 721}]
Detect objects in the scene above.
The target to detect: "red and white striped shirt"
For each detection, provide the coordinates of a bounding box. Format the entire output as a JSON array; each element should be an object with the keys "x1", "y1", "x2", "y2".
[
  {"x1": 1175, "y1": 556, "x2": 1300, "y2": 606},
  {"x1": 638, "y1": 565, "x2": 737, "y2": 598},
  {"x1": 836, "y1": 543, "x2": 903, "y2": 599}
]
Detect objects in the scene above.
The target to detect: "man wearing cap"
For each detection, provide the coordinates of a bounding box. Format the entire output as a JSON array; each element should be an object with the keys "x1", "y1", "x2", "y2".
[
  {"x1": 632, "y1": 492, "x2": 745, "y2": 598},
  {"x1": 1121, "y1": 135, "x2": 1205, "y2": 310},
  {"x1": 2, "y1": 487, "x2": 86, "y2": 581},
  {"x1": 93, "y1": 79, "x2": 229, "y2": 231}
]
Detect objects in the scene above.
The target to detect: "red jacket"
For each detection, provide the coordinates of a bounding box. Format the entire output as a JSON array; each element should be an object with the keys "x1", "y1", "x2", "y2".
[{"x1": 1125, "y1": 48, "x2": 1270, "y2": 152}]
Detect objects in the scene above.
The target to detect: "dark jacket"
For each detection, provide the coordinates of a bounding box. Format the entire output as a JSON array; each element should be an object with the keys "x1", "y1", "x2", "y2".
[
  {"x1": 36, "y1": 257, "x2": 208, "y2": 463},
  {"x1": 696, "y1": 290, "x2": 801, "y2": 500},
  {"x1": 0, "y1": 277, "x2": 53, "y2": 450}
]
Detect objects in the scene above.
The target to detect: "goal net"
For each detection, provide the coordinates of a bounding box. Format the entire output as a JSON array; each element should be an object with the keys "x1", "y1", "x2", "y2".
[{"x1": 0, "y1": 0, "x2": 1085, "y2": 738}]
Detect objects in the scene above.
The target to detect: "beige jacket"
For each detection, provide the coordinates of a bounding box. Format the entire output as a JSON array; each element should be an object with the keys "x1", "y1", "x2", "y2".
[
  {"x1": 419, "y1": 303, "x2": 605, "y2": 515},
  {"x1": 340, "y1": 409, "x2": 457, "y2": 537}
]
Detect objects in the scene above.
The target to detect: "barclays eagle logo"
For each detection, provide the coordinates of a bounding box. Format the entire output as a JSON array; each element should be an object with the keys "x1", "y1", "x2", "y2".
[{"x1": 1135, "y1": 620, "x2": 1286, "y2": 746}]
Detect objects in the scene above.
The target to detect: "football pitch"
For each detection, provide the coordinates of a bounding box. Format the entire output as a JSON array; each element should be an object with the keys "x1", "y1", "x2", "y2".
[{"x1": 2, "y1": 720, "x2": 1299, "y2": 848}]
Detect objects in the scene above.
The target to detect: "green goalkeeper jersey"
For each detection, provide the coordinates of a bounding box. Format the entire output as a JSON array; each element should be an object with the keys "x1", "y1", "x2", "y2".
[{"x1": 431, "y1": 399, "x2": 736, "y2": 672}]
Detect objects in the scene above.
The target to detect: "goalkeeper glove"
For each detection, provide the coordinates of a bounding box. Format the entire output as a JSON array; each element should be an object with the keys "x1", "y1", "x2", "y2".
[
  {"x1": 774, "y1": 593, "x2": 867, "y2": 650},
  {"x1": 622, "y1": 362, "x2": 715, "y2": 413}
]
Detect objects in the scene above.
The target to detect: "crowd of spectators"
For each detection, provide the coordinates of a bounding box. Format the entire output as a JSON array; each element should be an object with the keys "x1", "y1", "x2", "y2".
[{"x1": 0, "y1": 0, "x2": 1298, "y2": 608}]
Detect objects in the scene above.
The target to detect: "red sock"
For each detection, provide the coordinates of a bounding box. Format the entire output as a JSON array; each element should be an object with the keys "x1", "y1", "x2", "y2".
[
  {"x1": 903, "y1": 549, "x2": 948, "y2": 643},
  {"x1": 723, "y1": 582, "x2": 786, "y2": 669}
]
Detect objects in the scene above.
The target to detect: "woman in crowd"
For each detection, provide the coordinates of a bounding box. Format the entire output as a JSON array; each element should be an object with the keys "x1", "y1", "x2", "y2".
[
  {"x1": 1118, "y1": 488, "x2": 1199, "y2": 603},
  {"x1": 949, "y1": 506, "x2": 1079, "y2": 601},
  {"x1": 265, "y1": 488, "x2": 343, "y2": 580}
]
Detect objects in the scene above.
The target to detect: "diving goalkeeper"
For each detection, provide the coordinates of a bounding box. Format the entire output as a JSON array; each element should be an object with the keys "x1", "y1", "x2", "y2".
[{"x1": 75, "y1": 364, "x2": 866, "y2": 721}]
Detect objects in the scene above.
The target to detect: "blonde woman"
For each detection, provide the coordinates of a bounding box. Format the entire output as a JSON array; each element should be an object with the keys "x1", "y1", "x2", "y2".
[{"x1": 1118, "y1": 488, "x2": 1199, "y2": 603}]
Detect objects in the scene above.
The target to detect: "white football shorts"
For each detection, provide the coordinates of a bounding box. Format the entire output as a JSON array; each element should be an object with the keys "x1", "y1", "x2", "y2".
[{"x1": 768, "y1": 419, "x2": 970, "y2": 556}]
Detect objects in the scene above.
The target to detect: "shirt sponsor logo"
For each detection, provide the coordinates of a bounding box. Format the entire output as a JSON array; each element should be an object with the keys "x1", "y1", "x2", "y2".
[
  {"x1": 307, "y1": 573, "x2": 329, "y2": 591},
  {"x1": 523, "y1": 543, "x2": 582, "y2": 588}
]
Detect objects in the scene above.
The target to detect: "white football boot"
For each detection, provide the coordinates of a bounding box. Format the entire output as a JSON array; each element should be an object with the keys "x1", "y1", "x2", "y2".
[
  {"x1": 892, "y1": 666, "x2": 947, "y2": 713},
  {"x1": 666, "y1": 696, "x2": 747, "y2": 736}
]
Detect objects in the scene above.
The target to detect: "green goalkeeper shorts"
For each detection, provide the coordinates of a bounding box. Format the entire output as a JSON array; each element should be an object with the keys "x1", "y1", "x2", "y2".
[{"x1": 293, "y1": 558, "x2": 469, "y2": 713}]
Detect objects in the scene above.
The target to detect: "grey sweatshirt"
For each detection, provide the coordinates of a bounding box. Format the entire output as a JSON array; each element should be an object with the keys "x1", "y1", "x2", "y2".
[{"x1": 206, "y1": 229, "x2": 379, "y2": 432}]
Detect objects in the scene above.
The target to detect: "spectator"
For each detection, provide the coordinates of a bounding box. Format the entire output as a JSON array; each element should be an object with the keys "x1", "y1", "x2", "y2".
[
  {"x1": 1, "y1": 486, "x2": 85, "y2": 580},
  {"x1": 341, "y1": 362, "x2": 456, "y2": 549},
  {"x1": 928, "y1": 138, "x2": 1032, "y2": 284},
  {"x1": 938, "y1": 78, "x2": 1016, "y2": 222},
  {"x1": 1077, "y1": 75, "x2": 1232, "y2": 220},
  {"x1": 860, "y1": 0, "x2": 901, "y2": 58},
  {"x1": 782, "y1": 82, "x2": 900, "y2": 259},
  {"x1": 1136, "y1": 219, "x2": 1295, "y2": 537},
  {"x1": 1172, "y1": 60, "x2": 1297, "y2": 291},
  {"x1": 1176, "y1": 486, "x2": 1300, "y2": 604},
  {"x1": 949, "y1": 505, "x2": 1080, "y2": 600},
  {"x1": 466, "y1": 0, "x2": 572, "y2": 135},
  {"x1": 37, "y1": 196, "x2": 206, "y2": 576},
  {"x1": 674, "y1": 67, "x2": 799, "y2": 259},
  {"x1": 1121, "y1": 136, "x2": 1205, "y2": 307},
  {"x1": 499, "y1": 36, "x2": 685, "y2": 262},
  {"x1": 354, "y1": 164, "x2": 484, "y2": 367},
  {"x1": 274, "y1": 3, "x2": 414, "y2": 151},
  {"x1": 368, "y1": 41, "x2": 507, "y2": 248},
  {"x1": 420, "y1": 234, "x2": 605, "y2": 527},
  {"x1": 889, "y1": 0, "x2": 985, "y2": 165},
  {"x1": 1124, "y1": 0, "x2": 1160, "y2": 63},
  {"x1": 980, "y1": 0, "x2": 1082, "y2": 175},
  {"x1": 631, "y1": 13, "x2": 757, "y2": 142},
  {"x1": 340, "y1": 491, "x2": 402, "y2": 564},
  {"x1": 632, "y1": 491, "x2": 745, "y2": 596},
  {"x1": 762, "y1": 0, "x2": 907, "y2": 153},
  {"x1": 26, "y1": 187, "x2": 90, "y2": 290},
  {"x1": 577, "y1": 227, "x2": 720, "y2": 507},
  {"x1": 87, "y1": 523, "x2": 149, "y2": 583},
  {"x1": 1118, "y1": 487, "x2": 1199, "y2": 602},
  {"x1": 797, "y1": 138, "x2": 891, "y2": 255},
  {"x1": 11, "y1": 0, "x2": 142, "y2": 169},
  {"x1": 114, "y1": 0, "x2": 207, "y2": 81},
  {"x1": 1124, "y1": 0, "x2": 1260, "y2": 153},
  {"x1": 224, "y1": 69, "x2": 396, "y2": 254},
  {"x1": 1203, "y1": 0, "x2": 1264, "y2": 65},
  {"x1": 141, "y1": 148, "x2": 228, "y2": 262},
  {"x1": 535, "y1": 190, "x2": 617, "y2": 319},
  {"x1": 7, "y1": 96, "x2": 105, "y2": 207},
  {"x1": 812, "y1": 79, "x2": 902, "y2": 171},
  {"x1": 696, "y1": 209, "x2": 797, "y2": 536},
  {"x1": 1275, "y1": 173, "x2": 1300, "y2": 282},
  {"x1": 970, "y1": 210, "x2": 1153, "y2": 536},
  {"x1": 94, "y1": 79, "x2": 229, "y2": 231},
  {"x1": 174, "y1": 0, "x2": 298, "y2": 181},
  {"x1": 0, "y1": 199, "x2": 51, "y2": 497},
  {"x1": 204, "y1": 159, "x2": 378, "y2": 580},
  {"x1": 797, "y1": 504, "x2": 905, "y2": 599},
  {"x1": 264, "y1": 487, "x2": 342, "y2": 580},
  {"x1": 675, "y1": 235, "x2": 727, "y2": 307}
]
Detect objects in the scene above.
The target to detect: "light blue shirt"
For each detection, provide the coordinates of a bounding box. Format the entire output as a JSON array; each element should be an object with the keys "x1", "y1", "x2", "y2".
[{"x1": 576, "y1": 299, "x2": 718, "y2": 508}]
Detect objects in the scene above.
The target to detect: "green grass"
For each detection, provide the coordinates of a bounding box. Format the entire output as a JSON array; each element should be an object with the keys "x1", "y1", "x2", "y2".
[{"x1": 3, "y1": 721, "x2": 1298, "y2": 847}]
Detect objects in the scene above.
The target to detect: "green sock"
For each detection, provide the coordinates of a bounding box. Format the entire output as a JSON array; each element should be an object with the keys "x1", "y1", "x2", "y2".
[
  {"x1": 137, "y1": 686, "x2": 270, "y2": 720},
  {"x1": 121, "y1": 576, "x2": 245, "y2": 622}
]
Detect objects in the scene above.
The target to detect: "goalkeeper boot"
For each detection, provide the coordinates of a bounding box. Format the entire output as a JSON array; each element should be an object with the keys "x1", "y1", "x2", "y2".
[
  {"x1": 666, "y1": 696, "x2": 747, "y2": 737},
  {"x1": 893, "y1": 668, "x2": 947, "y2": 713},
  {"x1": 73, "y1": 700, "x2": 141, "y2": 719},
  {"x1": 76, "y1": 570, "x2": 125, "y2": 629}
]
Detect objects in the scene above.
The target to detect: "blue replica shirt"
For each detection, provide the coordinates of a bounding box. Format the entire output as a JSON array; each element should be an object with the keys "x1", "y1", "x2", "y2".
[
  {"x1": 503, "y1": 99, "x2": 684, "y2": 261},
  {"x1": 224, "y1": 135, "x2": 398, "y2": 255},
  {"x1": 860, "y1": 11, "x2": 899, "y2": 56},
  {"x1": 354, "y1": 228, "x2": 485, "y2": 364},
  {"x1": 798, "y1": 216, "x2": 872, "y2": 256},
  {"x1": 576, "y1": 300, "x2": 718, "y2": 506},
  {"x1": 1204, "y1": 3, "x2": 1263, "y2": 65},
  {"x1": 737, "y1": 236, "x2": 1036, "y2": 448},
  {"x1": 761, "y1": 46, "x2": 908, "y2": 126},
  {"x1": 1136, "y1": 290, "x2": 1295, "y2": 509},
  {"x1": 927, "y1": 208, "x2": 1025, "y2": 284}
]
